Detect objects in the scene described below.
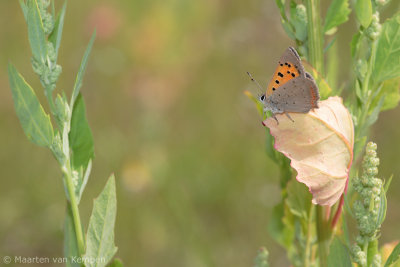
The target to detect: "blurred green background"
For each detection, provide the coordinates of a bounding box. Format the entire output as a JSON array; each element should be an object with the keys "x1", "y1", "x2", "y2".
[{"x1": 1, "y1": 1, "x2": 400, "y2": 266}]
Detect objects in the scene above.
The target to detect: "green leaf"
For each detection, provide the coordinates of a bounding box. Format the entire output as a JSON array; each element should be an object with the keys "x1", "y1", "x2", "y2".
[
  {"x1": 371, "y1": 78, "x2": 400, "y2": 111},
  {"x1": 355, "y1": 0, "x2": 372, "y2": 28},
  {"x1": 384, "y1": 175, "x2": 393, "y2": 193},
  {"x1": 268, "y1": 202, "x2": 294, "y2": 249},
  {"x1": 48, "y1": 0, "x2": 67, "y2": 60},
  {"x1": 385, "y1": 242, "x2": 400, "y2": 267},
  {"x1": 324, "y1": 0, "x2": 351, "y2": 33},
  {"x1": 8, "y1": 64, "x2": 53, "y2": 147},
  {"x1": 19, "y1": 0, "x2": 28, "y2": 21},
  {"x1": 290, "y1": 2, "x2": 307, "y2": 42},
  {"x1": 376, "y1": 184, "x2": 387, "y2": 228},
  {"x1": 276, "y1": 0, "x2": 289, "y2": 22},
  {"x1": 77, "y1": 159, "x2": 92, "y2": 203},
  {"x1": 106, "y1": 259, "x2": 124, "y2": 267},
  {"x1": 64, "y1": 205, "x2": 80, "y2": 267},
  {"x1": 327, "y1": 238, "x2": 352, "y2": 267},
  {"x1": 69, "y1": 93, "x2": 94, "y2": 170},
  {"x1": 366, "y1": 95, "x2": 385, "y2": 127},
  {"x1": 27, "y1": 0, "x2": 47, "y2": 64},
  {"x1": 71, "y1": 31, "x2": 96, "y2": 106},
  {"x1": 84, "y1": 175, "x2": 118, "y2": 267},
  {"x1": 285, "y1": 180, "x2": 312, "y2": 219},
  {"x1": 373, "y1": 13, "x2": 400, "y2": 83}
]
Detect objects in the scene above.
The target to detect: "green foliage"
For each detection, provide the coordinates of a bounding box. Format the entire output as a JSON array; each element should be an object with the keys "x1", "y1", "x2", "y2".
[
  {"x1": 48, "y1": 0, "x2": 67, "y2": 59},
  {"x1": 373, "y1": 13, "x2": 400, "y2": 83},
  {"x1": 27, "y1": 0, "x2": 47, "y2": 64},
  {"x1": 327, "y1": 238, "x2": 352, "y2": 267},
  {"x1": 290, "y1": 2, "x2": 308, "y2": 42},
  {"x1": 107, "y1": 259, "x2": 124, "y2": 267},
  {"x1": 19, "y1": 0, "x2": 28, "y2": 20},
  {"x1": 286, "y1": 180, "x2": 312, "y2": 219},
  {"x1": 385, "y1": 242, "x2": 400, "y2": 267},
  {"x1": 324, "y1": 0, "x2": 351, "y2": 33},
  {"x1": 253, "y1": 248, "x2": 269, "y2": 267},
  {"x1": 355, "y1": 0, "x2": 373, "y2": 28},
  {"x1": 84, "y1": 175, "x2": 118, "y2": 267},
  {"x1": 372, "y1": 78, "x2": 400, "y2": 111},
  {"x1": 8, "y1": 0, "x2": 118, "y2": 264},
  {"x1": 8, "y1": 64, "x2": 54, "y2": 147},
  {"x1": 71, "y1": 31, "x2": 96, "y2": 106},
  {"x1": 69, "y1": 93, "x2": 94, "y2": 171},
  {"x1": 64, "y1": 206, "x2": 80, "y2": 267}
]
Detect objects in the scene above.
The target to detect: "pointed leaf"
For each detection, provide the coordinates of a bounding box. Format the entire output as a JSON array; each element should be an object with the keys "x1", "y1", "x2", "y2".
[
  {"x1": 77, "y1": 160, "x2": 92, "y2": 203},
  {"x1": 355, "y1": 0, "x2": 372, "y2": 28},
  {"x1": 376, "y1": 184, "x2": 387, "y2": 228},
  {"x1": 19, "y1": 0, "x2": 28, "y2": 21},
  {"x1": 48, "y1": 0, "x2": 67, "y2": 60},
  {"x1": 263, "y1": 97, "x2": 354, "y2": 206},
  {"x1": 374, "y1": 78, "x2": 400, "y2": 111},
  {"x1": 366, "y1": 95, "x2": 385, "y2": 127},
  {"x1": 64, "y1": 205, "x2": 80, "y2": 267},
  {"x1": 324, "y1": 0, "x2": 351, "y2": 33},
  {"x1": 373, "y1": 13, "x2": 400, "y2": 83},
  {"x1": 71, "y1": 31, "x2": 96, "y2": 106},
  {"x1": 285, "y1": 179, "x2": 312, "y2": 219},
  {"x1": 27, "y1": 0, "x2": 47, "y2": 64},
  {"x1": 84, "y1": 175, "x2": 118, "y2": 267},
  {"x1": 69, "y1": 93, "x2": 94, "y2": 171},
  {"x1": 384, "y1": 242, "x2": 400, "y2": 267},
  {"x1": 8, "y1": 64, "x2": 53, "y2": 147},
  {"x1": 327, "y1": 238, "x2": 352, "y2": 267}
]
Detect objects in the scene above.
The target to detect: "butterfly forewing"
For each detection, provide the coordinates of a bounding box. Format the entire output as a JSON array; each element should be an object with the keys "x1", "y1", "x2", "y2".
[{"x1": 266, "y1": 47, "x2": 305, "y2": 96}]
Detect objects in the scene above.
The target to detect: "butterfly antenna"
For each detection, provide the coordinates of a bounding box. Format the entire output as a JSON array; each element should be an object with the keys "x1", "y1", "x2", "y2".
[{"x1": 246, "y1": 72, "x2": 264, "y2": 94}]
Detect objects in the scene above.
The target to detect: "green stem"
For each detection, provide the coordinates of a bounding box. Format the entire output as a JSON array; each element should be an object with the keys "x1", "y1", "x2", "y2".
[
  {"x1": 305, "y1": 1, "x2": 330, "y2": 265},
  {"x1": 305, "y1": 0, "x2": 324, "y2": 76},
  {"x1": 316, "y1": 206, "x2": 330, "y2": 267},
  {"x1": 358, "y1": 40, "x2": 378, "y2": 131},
  {"x1": 304, "y1": 205, "x2": 315, "y2": 267},
  {"x1": 63, "y1": 162, "x2": 85, "y2": 256}
]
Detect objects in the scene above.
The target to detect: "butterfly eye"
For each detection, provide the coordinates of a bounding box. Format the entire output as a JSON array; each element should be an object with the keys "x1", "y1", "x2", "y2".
[{"x1": 260, "y1": 95, "x2": 266, "y2": 101}]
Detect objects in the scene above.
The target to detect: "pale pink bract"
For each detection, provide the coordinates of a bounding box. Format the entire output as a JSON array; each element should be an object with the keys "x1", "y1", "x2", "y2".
[{"x1": 263, "y1": 96, "x2": 354, "y2": 206}]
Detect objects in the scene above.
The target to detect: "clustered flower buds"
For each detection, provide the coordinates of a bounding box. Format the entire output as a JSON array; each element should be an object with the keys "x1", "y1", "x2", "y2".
[
  {"x1": 37, "y1": 0, "x2": 54, "y2": 35},
  {"x1": 351, "y1": 142, "x2": 384, "y2": 266},
  {"x1": 31, "y1": 0, "x2": 62, "y2": 93},
  {"x1": 366, "y1": 13, "x2": 382, "y2": 41}
]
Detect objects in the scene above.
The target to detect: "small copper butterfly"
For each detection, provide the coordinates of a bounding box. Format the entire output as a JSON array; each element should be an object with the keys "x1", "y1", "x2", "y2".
[{"x1": 248, "y1": 47, "x2": 320, "y2": 124}]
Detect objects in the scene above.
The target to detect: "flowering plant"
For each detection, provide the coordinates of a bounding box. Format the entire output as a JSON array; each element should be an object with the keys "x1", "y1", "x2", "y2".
[{"x1": 248, "y1": 0, "x2": 400, "y2": 266}]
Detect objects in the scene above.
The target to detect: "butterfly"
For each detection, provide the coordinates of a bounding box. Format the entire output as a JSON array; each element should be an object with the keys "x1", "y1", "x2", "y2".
[{"x1": 248, "y1": 47, "x2": 320, "y2": 124}]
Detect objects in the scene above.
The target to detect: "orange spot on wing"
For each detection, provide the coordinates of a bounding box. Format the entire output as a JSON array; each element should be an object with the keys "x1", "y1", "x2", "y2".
[{"x1": 266, "y1": 61, "x2": 300, "y2": 96}]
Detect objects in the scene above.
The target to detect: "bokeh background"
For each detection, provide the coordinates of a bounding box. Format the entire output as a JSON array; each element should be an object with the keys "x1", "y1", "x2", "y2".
[{"x1": 1, "y1": 1, "x2": 400, "y2": 266}]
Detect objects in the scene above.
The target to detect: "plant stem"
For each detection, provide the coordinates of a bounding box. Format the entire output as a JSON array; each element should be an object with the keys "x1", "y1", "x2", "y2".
[
  {"x1": 316, "y1": 206, "x2": 330, "y2": 267},
  {"x1": 357, "y1": 40, "x2": 378, "y2": 139},
  {"x1": 63, "y1": 162, "x2": 85, "y2": 256},
  {"x1": 305, "y1": 1, "x2": 330, "y2": 265},
  {"x1": 305, "y1": 0, "x2": 324, "y2": 76},
  {"x1": 304, "y1": 205, "x2": 315, "y2": 267}
]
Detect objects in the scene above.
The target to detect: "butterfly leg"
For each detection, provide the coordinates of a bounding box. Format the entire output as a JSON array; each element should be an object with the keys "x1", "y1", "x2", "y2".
[
  {"x1": 271, "y1": 113, "x2": 279, "y2": 125},
  {"x1": 285, "y1": 112, "x2": 295, "y2": 122}
]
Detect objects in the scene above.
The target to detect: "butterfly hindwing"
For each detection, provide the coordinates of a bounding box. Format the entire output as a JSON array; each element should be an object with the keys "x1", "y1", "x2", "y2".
[
  {"x1": 270, "y1": 72, "x2": 319, "y2": 113},
  {"x1": 266, "y1": 47, "x2": 305, "y2": 96}
]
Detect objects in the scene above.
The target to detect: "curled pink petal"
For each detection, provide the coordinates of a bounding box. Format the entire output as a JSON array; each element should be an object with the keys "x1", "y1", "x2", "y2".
[{"x1": 263, "y1": 96, "x2": 354, "y2": 206}]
